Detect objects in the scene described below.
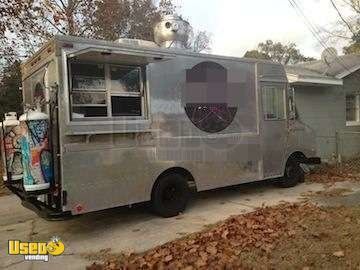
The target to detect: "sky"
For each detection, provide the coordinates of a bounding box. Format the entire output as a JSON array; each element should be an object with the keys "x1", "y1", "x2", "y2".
[{"x1": 173, "y1": 0, "x2": 350, "y2": 58}]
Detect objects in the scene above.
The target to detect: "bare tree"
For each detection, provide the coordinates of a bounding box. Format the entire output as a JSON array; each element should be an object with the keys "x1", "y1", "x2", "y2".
[
  {"x1": 0, "y1": 0, "x2": 98, "y2": 61},
  {"x1": 93, "y1": 2, "x2": 211, "y2": 52},
  {"x1": 322, "y1": 0, "x2": 359, "y2": 54},
  {"x1": 0, "y1": 0, "x2": 212, "y2": 114},
  {"x1": 187, "y1": 30, "x2": 212, "y2": 53},
  {"x1": 92, "y1": 0, "x2": 176, "y2": 42},
  {"x1": 0, "y1": 0, "x2": 211, "y2": 61}
]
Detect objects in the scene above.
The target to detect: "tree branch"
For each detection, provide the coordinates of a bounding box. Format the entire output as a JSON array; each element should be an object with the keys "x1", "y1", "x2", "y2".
[
  {"x1": 320, "y1": 26, "x2": 352, "y2": 39},
  {"x1": 42, "y1": 16, "x2": 67, "y2": 35},
  {"x1": 58, "y1": 0, "x2": 67, "y2": 11},
  {"x1": 53, "y1": 0, "x2": 67, "y2": 13},
  {"x1": 330, "y1": 0, "x2": 356, "y2": 35},
  {"x1": 341, "y1": 0, "x2": 360, "y2": 14}
]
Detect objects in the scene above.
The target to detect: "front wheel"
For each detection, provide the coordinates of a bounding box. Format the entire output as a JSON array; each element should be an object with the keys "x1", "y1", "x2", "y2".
[
  {"x1": 276, "y1": 158, "x2": 304, "y2": 188},
  {"x1": 151, "y1": 173, "x2": 190, "y2": 218}
]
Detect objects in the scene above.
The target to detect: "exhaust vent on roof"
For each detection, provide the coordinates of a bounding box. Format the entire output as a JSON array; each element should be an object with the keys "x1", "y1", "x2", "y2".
[{"x1": 154, "y1": 14, "x2": 192, "y2": 49}]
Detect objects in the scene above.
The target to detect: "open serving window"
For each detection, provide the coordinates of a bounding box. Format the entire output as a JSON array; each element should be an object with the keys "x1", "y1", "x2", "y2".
[
  {"x1": 69, "y1": 63, "x2": 144, "y2": 119},
  {"x1": 64, "y1": 47, "x2": 173, "y2": 135}
]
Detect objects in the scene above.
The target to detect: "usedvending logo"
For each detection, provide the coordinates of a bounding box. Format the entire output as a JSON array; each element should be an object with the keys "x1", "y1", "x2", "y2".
[{"x1": 8, "y1": 236, "x2": 65, "y2": 262}]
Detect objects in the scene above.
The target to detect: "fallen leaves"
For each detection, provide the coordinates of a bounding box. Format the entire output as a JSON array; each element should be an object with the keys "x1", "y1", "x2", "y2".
[
  {"x1": 164, "y1": 254, "x2": 173, "y2": 262},
  {"x1": 333, "y1": 251, "x2": 345, "y2": 258},
  {"x1": 306, "y1": 158, "x2": 360, "y2": 184},
  {"x1": 205, "y1": 245, "x2": 217, "y2": 256},
  {"x1": 87, "y1": 203, "x2": 323, "y2": 270}
]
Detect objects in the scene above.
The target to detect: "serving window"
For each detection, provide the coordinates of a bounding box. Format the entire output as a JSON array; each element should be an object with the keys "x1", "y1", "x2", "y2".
[{"x1": 69, "y1": 62, "x2": 145, "y2": 120}]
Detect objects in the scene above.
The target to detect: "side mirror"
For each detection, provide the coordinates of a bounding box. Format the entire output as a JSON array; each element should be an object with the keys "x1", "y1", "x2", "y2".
[{"x1": 288, "y1": 87, "x2": 297, "y2": 120}]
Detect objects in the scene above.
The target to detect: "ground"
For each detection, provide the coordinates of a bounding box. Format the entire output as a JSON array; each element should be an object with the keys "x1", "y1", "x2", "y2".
[
  {"x1": 87, "y1": 203, "x2": 360, "y2": 270},
  {"x1": 1, "y1": 161, "x2": 360, "y2": 269},
  {"x1": 0, "y1": 181, "x2": 10, "y2": 197}
]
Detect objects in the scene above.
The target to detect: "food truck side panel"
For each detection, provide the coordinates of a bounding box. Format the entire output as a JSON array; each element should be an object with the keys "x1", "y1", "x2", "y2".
[
  {"x1": 148, "y1": 57, "x2": 262, "y2": 190},
  {"x1": 57, "y1": 45, "x2": 264, "y2": 215}
]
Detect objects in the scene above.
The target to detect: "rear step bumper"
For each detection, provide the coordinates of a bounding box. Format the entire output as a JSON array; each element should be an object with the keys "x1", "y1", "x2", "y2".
[
  {"x1": 21, "y1": 199, "x2": 71, "y2": 221},
  {"x1": 5, "y1": 183, "x2": 71, "y2": 221}
]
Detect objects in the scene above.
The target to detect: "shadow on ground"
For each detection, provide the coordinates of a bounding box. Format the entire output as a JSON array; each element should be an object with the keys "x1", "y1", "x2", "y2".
[{"x1": 46, "y1": 179, "x2": 277, "y2": 230}]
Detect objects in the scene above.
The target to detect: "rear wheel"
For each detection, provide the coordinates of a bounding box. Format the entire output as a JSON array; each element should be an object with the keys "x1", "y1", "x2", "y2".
[
  {"x1": 151, "y1": 173, "x2": 190, "y2": 218},
  {"x1": 276, "y1": 157, "x2": 304, "y2": 188}
]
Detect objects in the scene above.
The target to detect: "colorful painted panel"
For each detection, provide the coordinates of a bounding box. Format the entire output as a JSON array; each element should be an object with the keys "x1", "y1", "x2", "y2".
[
  {"x1": 20, "y1": 119, "x2": 53, "y2": 191},
  {"x1": 2, "y1": 125, "x2": 23, "y2": 181}
]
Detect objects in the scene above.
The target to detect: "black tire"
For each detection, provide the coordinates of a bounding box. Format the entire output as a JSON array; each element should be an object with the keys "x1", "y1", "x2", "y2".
[
  {"x1": 151, "y1": 173, "x2": 190, "y2": 218},
  {"x1": 276, "y1": 158, "x2": 304, "y2": 188}
]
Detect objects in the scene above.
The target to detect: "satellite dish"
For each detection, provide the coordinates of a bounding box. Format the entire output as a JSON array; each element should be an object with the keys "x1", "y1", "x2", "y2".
[{"x1": 321, "y1": 47, "x2": 338, "y2": 65}]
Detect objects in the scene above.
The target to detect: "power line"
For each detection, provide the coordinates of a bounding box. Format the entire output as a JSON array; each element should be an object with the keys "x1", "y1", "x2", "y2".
[
  {"x1": 288, "y1": 0, "x2": 328, "y2": 50},
  {"x1": 287, "y1": 0, "x2": 351, "y2": 72}
]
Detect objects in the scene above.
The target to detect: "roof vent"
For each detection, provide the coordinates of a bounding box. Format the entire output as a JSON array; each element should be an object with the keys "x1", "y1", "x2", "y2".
[
  {"x1": 116, "y1": 38, "x2": 158, "y2": 48},
  {"x1": 321, "y1": 47, "x2": 338, "y2": 65},
  {"x1": 154, "y1": 14, "x2": 192, "y2": 49}
]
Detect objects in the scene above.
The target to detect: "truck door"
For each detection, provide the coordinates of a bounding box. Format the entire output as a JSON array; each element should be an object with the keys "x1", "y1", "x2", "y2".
[{"x1": 260, "y1": 83, "x2": 287, "y2": 178}]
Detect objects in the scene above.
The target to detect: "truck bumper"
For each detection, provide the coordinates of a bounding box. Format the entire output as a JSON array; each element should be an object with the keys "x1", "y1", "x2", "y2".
[
  {"x1": 21, "y1": 199, "x2": 72, "y2": 221},
  {"x1": 6, "y1": 183, "x2": 71, "y2": 221}
]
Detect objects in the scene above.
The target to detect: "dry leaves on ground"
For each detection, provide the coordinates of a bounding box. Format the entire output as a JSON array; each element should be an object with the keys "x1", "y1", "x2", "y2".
[
  {"x1": 86, "y1": 203, "x2": 322, "y2": 270},
  {"x1": 306, "y1": 158, "x2": 360, "y2": 184}
]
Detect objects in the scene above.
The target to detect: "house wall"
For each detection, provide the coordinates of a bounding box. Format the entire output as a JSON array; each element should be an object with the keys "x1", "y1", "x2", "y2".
[
  {"x1": 294, "y1": 85, "x2": 343, "y2": 161},
  {"x1": 340, "y1": 69, "x2": 360, "y2": 159},
  {"x1": 294, "y1": 69, "x2": 360, "y2": 162}
]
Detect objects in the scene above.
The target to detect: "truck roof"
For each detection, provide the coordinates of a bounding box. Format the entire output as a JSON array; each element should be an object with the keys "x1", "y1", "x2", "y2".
[{"x1": 23, "y1": 34, "x2": 280, "y2": 68}]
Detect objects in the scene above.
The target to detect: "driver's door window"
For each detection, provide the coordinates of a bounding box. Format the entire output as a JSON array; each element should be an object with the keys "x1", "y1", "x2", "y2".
[{"x1": 262, "y1": 85, "x2": 285, "y2": 120}]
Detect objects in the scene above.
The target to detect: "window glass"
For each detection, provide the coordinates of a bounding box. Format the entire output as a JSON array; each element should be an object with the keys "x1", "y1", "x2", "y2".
[
  {"x1": 72, "y1": 107, "x2": 108, "y2": 118},
  {"x1": 34, "y1": 82, "x2": 45, "y2": 101},
  {"x1": 346, "y1": 95, "x2": 357, "y2": 122},
  {"x1": 262, "y1": 86, "x2": 285, "y2": 120},
  {"x1": 23, "y1": 78, "x2": 32, "y2": 105},
  {"x1": 70, "y1": 63, "x2": 144, "y2": 119},
  {"x1": 70, "y1": 63, "x2": 107, "y2": 118},
  {"x1": 72, "y1": 92, "x2": 106, "y2": 105},
  {"x1": 110, "y1": 66, "x2": 140, "y2": 93},
  {"x1": 111, "y1": 96, "x2": 142, "y2": 116},
  {"x1": 25, "y1": 67, "x2": 46, "y2": 105},
  {"x1": 71, "y1": 63, "x2": 105, "y2": 91}
]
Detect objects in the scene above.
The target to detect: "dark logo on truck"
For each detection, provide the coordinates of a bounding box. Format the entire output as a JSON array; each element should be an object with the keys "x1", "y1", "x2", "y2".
[{"x1": 184, "y1": 61, "x2": 237, "y2": 133}]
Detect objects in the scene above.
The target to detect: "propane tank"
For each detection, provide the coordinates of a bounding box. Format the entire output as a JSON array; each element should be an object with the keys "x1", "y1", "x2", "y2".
[
  {"x1": 1, "y1": 112, "x2": 23, "y2": 182},
  {"x1": 19, "y1": 109, "x2": 53, "y2": 192}
]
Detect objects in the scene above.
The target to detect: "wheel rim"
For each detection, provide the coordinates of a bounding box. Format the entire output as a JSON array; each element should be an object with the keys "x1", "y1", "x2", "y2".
[{"x1": 162, "y1": 185, "x2": 182, "y2": 204}]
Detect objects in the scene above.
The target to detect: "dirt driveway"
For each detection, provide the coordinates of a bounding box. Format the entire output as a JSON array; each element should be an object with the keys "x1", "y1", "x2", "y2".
[{"x1": 1, "y1": 180, "x2": 360, "y2": 270}]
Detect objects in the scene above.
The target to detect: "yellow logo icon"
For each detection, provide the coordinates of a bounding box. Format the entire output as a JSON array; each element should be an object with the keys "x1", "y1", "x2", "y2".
[
  {"x1": 8, "y1": 236, "x2": 65, "y2": 262},
  {"x1": 46, "y1": 237, "x2": 65, "y2": 256}
]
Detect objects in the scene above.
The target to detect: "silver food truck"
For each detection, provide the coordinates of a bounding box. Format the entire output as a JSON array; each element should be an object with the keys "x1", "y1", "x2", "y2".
[{"x1": 1, "y1": 15, "x2": 320, "y2": 219}]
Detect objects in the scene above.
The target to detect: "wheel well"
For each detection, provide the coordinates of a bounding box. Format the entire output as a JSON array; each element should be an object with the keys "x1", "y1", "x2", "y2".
[
  {"x1": 154, "y1": 167, "x2": 196, "y2": 191},
  {"x1": 288, "y1": 151, "x2": 307, "y2": 163}
]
